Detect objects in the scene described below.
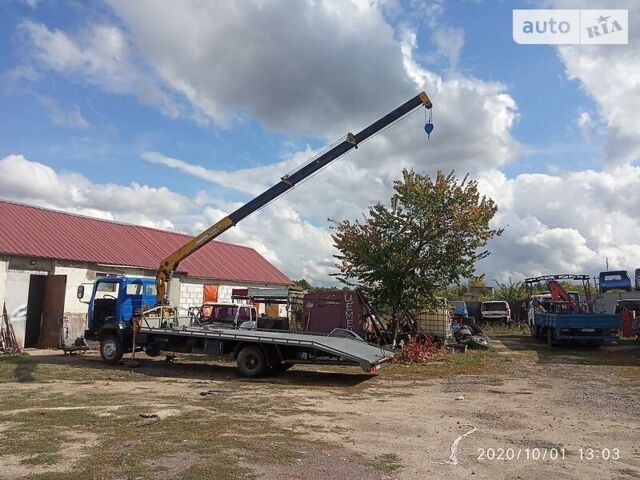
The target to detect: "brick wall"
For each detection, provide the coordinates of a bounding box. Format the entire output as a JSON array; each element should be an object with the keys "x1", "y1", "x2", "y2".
[{"x1": 179, "y1": 282, "x2": 204, "y2": 310}]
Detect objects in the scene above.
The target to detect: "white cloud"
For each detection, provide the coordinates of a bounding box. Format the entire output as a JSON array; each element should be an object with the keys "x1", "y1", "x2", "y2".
[
  {"x1": 0, "y1": 154, "x2": 188, "y2": 225},
  {"x1": 553, "y1": 0, "x2": 640, "y2": 165},
  {"x1": 17, "y1": 20, "x2": 184, "y2": 118},
  {"x1": 432, "y1": 27, "x2": 465, "y2": 72},
  {"x1": 107, "y1": 0, "x2": 415, "y2": 136},
  {"x1": 137, "y1": 17, "x2": 519, "y2": 224},
  {"x1": 477, "y1": 166, "x2": 640, "y2": 281},
  {"x1": 38, "y1": 96, "x2": 90, "y2": 129},
  {"x1": 576, "y1": 110, "x2": 593, "y2": 144}
]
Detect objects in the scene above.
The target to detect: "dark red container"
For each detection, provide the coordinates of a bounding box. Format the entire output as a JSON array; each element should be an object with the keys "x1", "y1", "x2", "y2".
[
  {"x1": 302, "y1": 290, "x2": 363, "y2": 335},
  {"x1": 621, "y1": 310, "x2": 635, "y2": 338}
]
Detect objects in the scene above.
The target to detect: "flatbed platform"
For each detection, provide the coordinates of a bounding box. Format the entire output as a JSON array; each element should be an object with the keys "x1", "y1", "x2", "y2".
[{"x1": 137, "y1": 324, "x2": 396, "y2": 372}]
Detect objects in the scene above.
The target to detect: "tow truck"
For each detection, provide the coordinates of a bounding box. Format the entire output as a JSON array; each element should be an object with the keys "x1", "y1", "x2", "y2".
[
  {"x1": 81, "y1": 91, "x2": 433, "y2": 377},
  {"x1": 525, "y1": 274, "x2": 619, "y2": 346}
]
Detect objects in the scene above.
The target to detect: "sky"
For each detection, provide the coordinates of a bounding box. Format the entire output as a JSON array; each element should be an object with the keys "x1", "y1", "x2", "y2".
[{"x1": 0, "y1": 0, "x2": 639, "y2": 285}]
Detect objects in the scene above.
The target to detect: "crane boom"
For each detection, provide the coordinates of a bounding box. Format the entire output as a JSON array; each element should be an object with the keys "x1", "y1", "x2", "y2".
[{"x1": 156, "y1": 91, "x2": 433, "y2": 305}]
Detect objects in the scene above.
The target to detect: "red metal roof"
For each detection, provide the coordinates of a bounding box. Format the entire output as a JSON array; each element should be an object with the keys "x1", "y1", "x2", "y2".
[{"x1": 0, "y1": 201, "x2": 291, "y2": 285}]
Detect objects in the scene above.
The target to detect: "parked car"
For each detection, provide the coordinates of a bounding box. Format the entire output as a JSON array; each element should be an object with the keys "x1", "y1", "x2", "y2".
[
  {"x1": 635, "y1": 268, "x2": 640, "y2": 291},
  {"x1": 598, "y1": 270, "x2": 632, "y2": 293},
  {"x1": 480, "y1": 300, "x2": 511, "y2": 323}
]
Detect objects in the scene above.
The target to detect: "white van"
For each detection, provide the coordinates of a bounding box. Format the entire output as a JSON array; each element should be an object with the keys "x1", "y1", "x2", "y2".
[{"x1": 480, "y1": 301, "x2": 511, "y2": 323}]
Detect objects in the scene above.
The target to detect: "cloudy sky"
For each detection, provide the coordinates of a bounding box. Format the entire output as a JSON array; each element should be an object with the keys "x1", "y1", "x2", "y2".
[{"x1": 1, "y1": 0, "x2": 638, "y2": 285}]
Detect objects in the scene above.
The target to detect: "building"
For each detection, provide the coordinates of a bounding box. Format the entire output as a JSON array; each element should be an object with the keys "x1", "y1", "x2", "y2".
[{"x1": 0, "y1": 200, "x2": 291, "y2": 349}]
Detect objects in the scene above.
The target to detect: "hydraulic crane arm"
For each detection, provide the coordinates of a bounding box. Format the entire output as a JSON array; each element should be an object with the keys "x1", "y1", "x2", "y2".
[
  {"x1": 156, "y1": 91, "x2": 433, "y2": 305},
  {"x1": 548, "y1": 280, "x2": 582, "y2": 313}
]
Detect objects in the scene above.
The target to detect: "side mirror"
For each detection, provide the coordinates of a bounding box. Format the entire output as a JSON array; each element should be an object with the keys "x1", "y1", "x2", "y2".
[{"x1": 77, "y1": 285, "x2": 84, "y2": 299}]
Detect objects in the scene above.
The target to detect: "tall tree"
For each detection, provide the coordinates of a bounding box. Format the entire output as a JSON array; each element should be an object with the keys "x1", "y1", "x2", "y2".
[{"x1": 332, "y1": 169, "x2": 502, "y2": 325}]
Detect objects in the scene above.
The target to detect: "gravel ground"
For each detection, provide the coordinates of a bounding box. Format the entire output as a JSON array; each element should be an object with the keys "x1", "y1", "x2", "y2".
[{"x1": 1, "y1": 336, "x2": 639, "y2": 479}]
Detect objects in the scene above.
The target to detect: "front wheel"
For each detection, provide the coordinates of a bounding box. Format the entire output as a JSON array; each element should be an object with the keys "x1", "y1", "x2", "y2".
[
  {"x1": 100, "y1": 334, "x2": 124, "y2": 363},
  {"x1": 236, "y1": 345, "x2": 267, "y2": 378}
]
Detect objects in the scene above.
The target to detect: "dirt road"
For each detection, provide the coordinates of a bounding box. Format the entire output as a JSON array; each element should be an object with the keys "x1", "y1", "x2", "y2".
[{"x1": 1, "y1": 335, "x2": 639, "y2": 479}]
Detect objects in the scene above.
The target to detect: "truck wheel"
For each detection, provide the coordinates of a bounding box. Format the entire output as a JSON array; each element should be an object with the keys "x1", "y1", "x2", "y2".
[
  {"x1": 237, "y1": 345, "x2": 267, "y2": 378},
  {"x1": 145, "y1": 344, "x2": 161, "y2": 357},
  {"x1": 100, "y1": 334, "x2": 124, "y2": 363}
]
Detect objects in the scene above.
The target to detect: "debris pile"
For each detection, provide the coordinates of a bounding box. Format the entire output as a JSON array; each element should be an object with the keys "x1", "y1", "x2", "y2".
[{"x1": 398, "y1": 337, "x2": 444, "y2": 363}]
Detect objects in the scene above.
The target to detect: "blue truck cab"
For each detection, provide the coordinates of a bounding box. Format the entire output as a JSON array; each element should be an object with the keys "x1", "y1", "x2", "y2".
[
  {"x1": 599, "y1": 270, "x2": 632, "y2": 292},
  {"x1": 80, "y1": 276, "x2": 157, "y2": 342}
]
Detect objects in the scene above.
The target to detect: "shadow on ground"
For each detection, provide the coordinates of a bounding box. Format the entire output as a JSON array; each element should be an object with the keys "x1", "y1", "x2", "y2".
[
  {"x1": 496, "y1": 334, "x2": 640, "y2": 367},
  {"x1": 7, "y1": 351, "x2": 375, "y2": 387}
]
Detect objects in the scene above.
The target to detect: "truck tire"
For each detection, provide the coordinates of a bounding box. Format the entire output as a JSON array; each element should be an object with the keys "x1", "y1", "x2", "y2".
[
  {"x1": 100, "y1": 334, "x2": 124, "y2": 363},
  {"x1": 145, "y1": 344, "x2": 161, "y2": 357},
  {"x1": 237, "y1": 345, "x2": 267, "y2": 378}
]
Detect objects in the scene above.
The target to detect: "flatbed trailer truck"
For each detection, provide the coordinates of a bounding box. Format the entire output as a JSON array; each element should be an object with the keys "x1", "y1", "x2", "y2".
[
  {"x1": 80, "y1": 92, "x2": 433, "y2": 376},
  {"x1": 81, "y1": 276, "x2": 395, "y2": 377},
  {"x1": 525, "y1": 275, "x2": 619, "y2": 346}
]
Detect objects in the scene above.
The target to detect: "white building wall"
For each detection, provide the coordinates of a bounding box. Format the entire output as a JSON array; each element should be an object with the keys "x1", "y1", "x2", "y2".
[
  {"x1": 179, "y1": 282, "x2": 204, "y2": 311},
  {"x1": 217, "y1": 285, "x2": 235, "y2": 303},
  {"x1": 176, "y1": 280, "x2": 288, "y2": 315},
  {"x1": 54, "y1": 262, "x2": 92, "y2": 315}
]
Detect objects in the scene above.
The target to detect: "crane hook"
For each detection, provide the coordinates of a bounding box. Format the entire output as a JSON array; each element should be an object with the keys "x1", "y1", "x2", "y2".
[{"x1": 424, "y1": 107, "x2": 434, "y2": 139}]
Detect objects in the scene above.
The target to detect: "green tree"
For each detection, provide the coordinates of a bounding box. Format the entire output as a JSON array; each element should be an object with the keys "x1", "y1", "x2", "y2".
[
  {"x1": 331, "y1": 169, "x2": 502, "y2": 325},
  {"x1": 292, "y1": 278, "x2": 314, "y2": 291},
  {"x1": 493, "y1": 278, "x2": 527, "y2": 303}
]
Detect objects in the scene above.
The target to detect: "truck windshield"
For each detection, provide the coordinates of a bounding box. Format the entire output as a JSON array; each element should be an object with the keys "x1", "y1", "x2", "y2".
[{"x1": 95, "y1": 282, "x2": 119, "y2": 299}]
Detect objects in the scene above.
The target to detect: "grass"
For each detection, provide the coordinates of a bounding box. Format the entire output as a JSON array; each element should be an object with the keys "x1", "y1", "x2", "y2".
[
  {"x1": 20, "y1": 453, "x2": 62, "y2": 466},
  {"x1": 0, "y1": 391, "x2": 292, "y2": 480},
  {"x1": 379, "y1": 347, "x2": 502, "y2": 379},
  {"x1": 0, "y1": 353, "x2": 330, "y2": 480},
  {"x1": 483, "y1": 323, "x2": 530, "y2": 336},
  {"x1": 370, "y1": 453, "x2": 402, "y2": 473}
]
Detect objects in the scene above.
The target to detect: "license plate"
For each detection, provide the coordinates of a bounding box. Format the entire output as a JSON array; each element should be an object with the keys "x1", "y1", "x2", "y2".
[{"x1": 581, "y1": 328, "x2": 596, "y2": 332}]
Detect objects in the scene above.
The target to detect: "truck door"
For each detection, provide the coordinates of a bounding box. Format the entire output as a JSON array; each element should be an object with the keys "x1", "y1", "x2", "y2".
[
  {"x1": 88, "y1": 280, "x2": 120, "y2": 331},
  {"x1": 121, "y1": 280, "x2": 147, "y2": 321}
]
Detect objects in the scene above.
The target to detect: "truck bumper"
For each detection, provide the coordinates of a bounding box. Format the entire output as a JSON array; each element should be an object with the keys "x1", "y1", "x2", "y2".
[{"x1": 556, "y1": 335, "x2": 619, "y2": 342}]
